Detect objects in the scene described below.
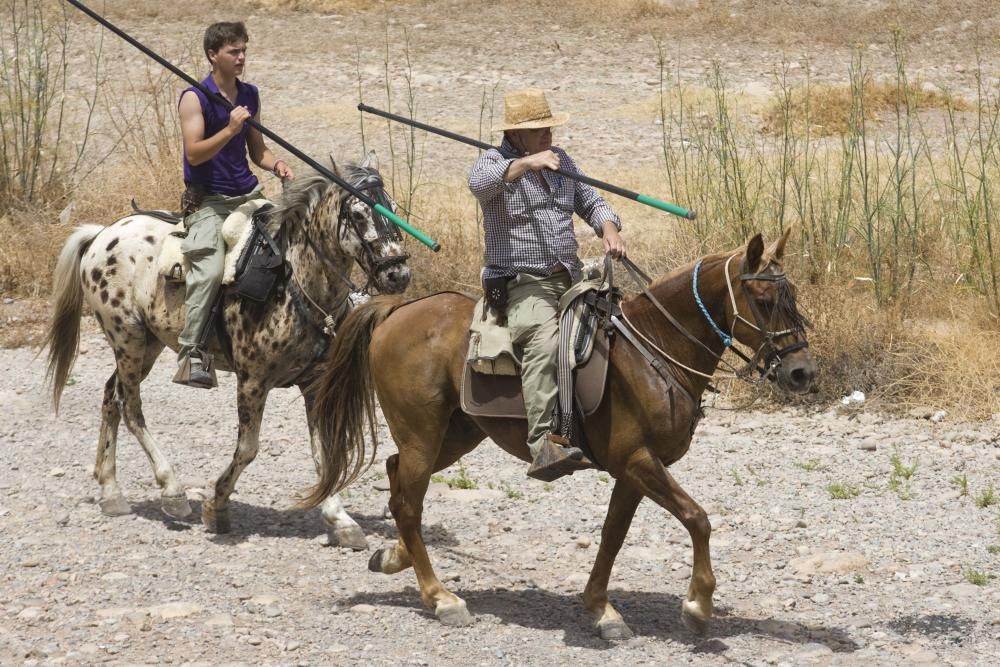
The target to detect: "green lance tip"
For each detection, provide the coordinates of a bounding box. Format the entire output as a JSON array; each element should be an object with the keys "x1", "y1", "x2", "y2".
[
  {"x1": 375, "y1": 203, "x2": 441, "y2": 252},
  {"x1": 636, "y1": 194, "x2": 697, "y2": 220}
]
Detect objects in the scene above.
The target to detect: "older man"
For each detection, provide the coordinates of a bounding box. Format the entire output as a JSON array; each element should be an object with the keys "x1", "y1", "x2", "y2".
[{"x1": 468, "y1": 88, "x2": 626, "y2": 482}]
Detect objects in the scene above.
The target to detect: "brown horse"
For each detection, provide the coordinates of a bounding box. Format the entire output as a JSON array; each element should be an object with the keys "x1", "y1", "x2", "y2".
[{"x1": 304, "y1": 229, "x2": 816, "y2": 638}]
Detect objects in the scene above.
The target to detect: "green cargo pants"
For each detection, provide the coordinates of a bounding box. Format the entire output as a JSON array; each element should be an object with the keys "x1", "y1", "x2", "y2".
[
  {"x1": 177, "y1": 187, "x2": 264, "y2": 359},
  {"x1": 505, "y1": 271, "x2": 573, "y2": 457}
]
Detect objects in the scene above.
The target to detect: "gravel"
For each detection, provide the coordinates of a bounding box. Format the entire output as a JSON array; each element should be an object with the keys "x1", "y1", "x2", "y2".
[{"x1": 2, "y1": 334, "x2": 998, "y2": 665}]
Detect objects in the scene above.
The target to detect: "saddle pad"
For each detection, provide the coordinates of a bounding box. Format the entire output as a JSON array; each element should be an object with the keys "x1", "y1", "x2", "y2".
[
  {"x1": 156, "y1": 198, "x2": 270, "y2": 283},
  {"x1": 460, "y1": 327, "x2": 611, "y2": 419}
]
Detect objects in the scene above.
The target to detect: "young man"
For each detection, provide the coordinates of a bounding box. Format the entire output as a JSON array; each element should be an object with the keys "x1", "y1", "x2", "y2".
[
  {"x1": 468, "y1": 88, "x2": 626, "y2": 481},
  {"x1": 175, "y1": 21, "x2": 294, "y2": 388}
]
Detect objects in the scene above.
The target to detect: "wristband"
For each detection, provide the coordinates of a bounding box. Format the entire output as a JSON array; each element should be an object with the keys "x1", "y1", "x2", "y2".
[{"x1": 272, "y1": 159, "x2": 285, "y2": 176}]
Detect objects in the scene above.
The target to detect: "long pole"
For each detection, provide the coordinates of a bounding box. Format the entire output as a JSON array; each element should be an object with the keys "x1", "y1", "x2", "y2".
[
  {"x1": 63, "y1": 0, "x2": 440, "y2": 252},
  {"x1": 358, "y1": 103, "x2": 697, "y2": 221}
]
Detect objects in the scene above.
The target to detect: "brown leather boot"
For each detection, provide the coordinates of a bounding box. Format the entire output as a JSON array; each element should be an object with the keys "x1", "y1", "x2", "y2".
[{"x1": 526, "y1": 434, "x2": 593, "y2": 482}]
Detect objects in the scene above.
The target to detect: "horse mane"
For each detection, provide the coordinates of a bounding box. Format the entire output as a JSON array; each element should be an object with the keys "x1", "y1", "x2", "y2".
[{"x1": 266, "y1": 161, "x2": 380, "y2": 226}]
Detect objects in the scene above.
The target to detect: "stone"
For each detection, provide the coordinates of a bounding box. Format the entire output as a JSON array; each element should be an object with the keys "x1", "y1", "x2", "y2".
[
  {"x1": 946, "y1": 583, "x2": 982, "y2": 599},
  {"x1": 575, "y1": 536, "x2": 591, "y2": 549},
  {"x1": 205, "y1": 614, "x2": 233, "y2": 627},
  {"x1": 149, "y1": 602, "x2": 203, "y2": 619},
  {"x1": 249, "y1": 594, "x2": 280, "y2": 606},
  {"x1": 372, "y1": 479, "x2": 391, "y2": 491},
  {"x1": 858, "y1": 438, "x2": 877, "y2": 451},
  {"x1": 49, "y1": 468, "x2": 65, "y2": 477},
  {"x1": 790, "y1": 552, "x2": 868, "y2": 575},
  {"x1": 351, "y1": 604, "x2": 376, "y2": 614}
]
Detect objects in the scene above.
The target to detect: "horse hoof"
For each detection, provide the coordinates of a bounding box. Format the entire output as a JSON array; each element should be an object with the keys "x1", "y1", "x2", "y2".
[
  {"x1": 368, "y1": 548, "x2": 386, "y2": 573},
  {"x1": 597, "y1": 619, "x2": 633, "y2": 641},
  {"x1": 99, "y1": 495, "x2": 132, "y2": 517},
  {"x1": 681, "y1": 601, "x2": 710, "y2": 635},
  {"x1": 435, "y1": 599, "x2": 473, "y2": 627},
  {"x1": 331, "y1": 525, "x2": 368, "y2": 551},
  {"x1": 201, "y1": 503, "x2": 230, "y2": 534},
  {"x1": 161, "y1": 494, "x2": 192, "y2": 519}
]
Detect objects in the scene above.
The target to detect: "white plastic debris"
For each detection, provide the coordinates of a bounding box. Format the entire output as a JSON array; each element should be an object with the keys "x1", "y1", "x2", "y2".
[
  {"x1": 930, "y1": 410, "x2": 947, "y2": 423},
  {"x1": 840, "y1": 390, "x2": 865, "y2": 405}
]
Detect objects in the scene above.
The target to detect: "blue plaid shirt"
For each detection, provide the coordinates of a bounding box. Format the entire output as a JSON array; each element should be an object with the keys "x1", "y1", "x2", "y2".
[{"x1": 468, "y1": 137, "x2": 621, "y2": 281}]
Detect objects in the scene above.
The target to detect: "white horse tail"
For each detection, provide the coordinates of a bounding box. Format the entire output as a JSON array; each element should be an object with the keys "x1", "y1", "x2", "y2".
[{"x1": 45, "y1": 224, "x2": 104, "y2": 411}]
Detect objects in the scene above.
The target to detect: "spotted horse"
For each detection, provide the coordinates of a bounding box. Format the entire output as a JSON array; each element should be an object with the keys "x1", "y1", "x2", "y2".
[{"x1": 44, "y1": 153, "x2": 409, "y2": 549}]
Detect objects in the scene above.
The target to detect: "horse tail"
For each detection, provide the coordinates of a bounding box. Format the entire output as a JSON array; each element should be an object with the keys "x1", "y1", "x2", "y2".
[
  {"x1": 44, "y1": 224, "x2": 104, "y2": 412},
  {"x1": 298, "y1": 295, "x2": 404, "y2": 509}
]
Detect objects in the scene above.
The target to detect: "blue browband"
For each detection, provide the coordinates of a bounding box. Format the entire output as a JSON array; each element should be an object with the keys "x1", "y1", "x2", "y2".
[{"x1": 692, "y1": 258, "x2": 732, "y2": 348}]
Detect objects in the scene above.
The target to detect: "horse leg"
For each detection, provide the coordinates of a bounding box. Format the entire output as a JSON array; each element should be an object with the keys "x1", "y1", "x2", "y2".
[
  {"x1": 370, "y1": 418, "x2": 484, "y2": 578},
  {"x1": 618, "y1": 448, "x2": 715, "y2": 633},
  {"x1": 304, "y1": 394, "x2": 367, "y2": 550},
  {"x1": 94, "y1": 373, "x2": 130, "y2": 516},
  {"x1": 385, "y1": 446, "x2": 473, "y2": 626},
  {"x1": 368, "y1": 454, "x2": 414, "y2": 575},
  {"x1": 113, "y1": 339, "x2": 190, "y2": 518},
  {"x1": 582, "y1": 479, "x2": 642, "y2": 640},
  {"x1": 202, "y1": 379, "x2": 266, "y2": 533}
]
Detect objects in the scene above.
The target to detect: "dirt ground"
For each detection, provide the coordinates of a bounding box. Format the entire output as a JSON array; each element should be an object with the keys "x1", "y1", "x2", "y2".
[{"x1": 2, "y1": 1, "x2": 1000, "y2": 665}]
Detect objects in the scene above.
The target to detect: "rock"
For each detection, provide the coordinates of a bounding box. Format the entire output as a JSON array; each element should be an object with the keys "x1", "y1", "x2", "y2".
[
  {"x1": 858, "y1": 438, "x2": 878, "y2": 451},
  {"x1": 794, "y1": 643, "x2": 834, "y2": 660},
  {"x1": 263, "y1": 605, "x2": 283, "y2": 618},
  {"x1": 575, "y1": 536, "x2": 591, "y2": 549},
  {"x1": 49, "y1": 468, "x2": 65, "y2": 477},
  {"x1": 204, "y1": 614, "x2": 233, "y2": 626},
  {"x1": 17, "y1": 607, "x2": 44, "y2": 620},
  {"x1": 811, "y1": 593, "x2": 830, "y2": 604},
  {"x1": 790, "y1": 552, "x2": 868, "y2": 575},
  {"x1": 149, "y1": 602, "x2": 203, "y2": 619},
  {"x1": 562, "y1": 572, "x2": 589, "y2": 587},
  {"x1": 101, "y1": 572, "x2": 129, "y2": 582},
  {"x1": 446, "y1": 488, "x2": 505, "y2": 502},
  {"x1": 350, "y1": 604, "x2": 376, "y2": 614},
  {"x1": 930, "y1": 410, "x2": 947, "y2": 423},
  {"x1": 946, "y1": 583, "x2": 982, "y2": 599},
  {"x1": 249, "y1": 594, "x2": 280, "y2": 606},
  {"x1": 909, "y1": 407, "x2": 935, "y2": 419},
  {"x1": 372, "y1": 479, "x2": 391, "y2": 491}
]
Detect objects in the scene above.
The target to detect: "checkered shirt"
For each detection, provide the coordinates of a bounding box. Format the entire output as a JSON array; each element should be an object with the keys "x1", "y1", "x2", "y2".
[{"x1": 468, "y1": 137, "x2": 621, "y2": 281}]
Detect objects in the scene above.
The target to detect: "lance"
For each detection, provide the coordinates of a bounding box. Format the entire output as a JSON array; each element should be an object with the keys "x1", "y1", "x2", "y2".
[
  {"x1": 63, "y1": 0, "x2": 440, "y2": 252},
  {"x1": 358, "y1": 103, "x2": 696, "y2": 221}
]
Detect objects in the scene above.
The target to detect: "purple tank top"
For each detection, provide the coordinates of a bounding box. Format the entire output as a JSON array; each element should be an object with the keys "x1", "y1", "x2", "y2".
[{"x1": 181, "y1": 75, "x2": 260, "y2": 196}]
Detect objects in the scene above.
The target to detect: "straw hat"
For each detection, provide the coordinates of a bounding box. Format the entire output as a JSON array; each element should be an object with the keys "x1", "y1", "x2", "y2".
[{"x1": 498, "y1": 88, "x2": 569, "y2": 131}]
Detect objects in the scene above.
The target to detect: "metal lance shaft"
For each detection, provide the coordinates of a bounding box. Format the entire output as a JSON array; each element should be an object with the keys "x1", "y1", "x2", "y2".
[
  {"x1": 358, "y1": 103, "x2": 697, "y2": 221},
  {"x1": 63, "y1": 0, "x2": 440, "y2": 251}
]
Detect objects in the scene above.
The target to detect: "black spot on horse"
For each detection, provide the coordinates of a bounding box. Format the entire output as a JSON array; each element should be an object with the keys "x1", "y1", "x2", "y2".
[
  {"x1": 116, "y1": 289, "x2": 125, "y2": 299},
  {"x1": 146, "y1": 256, "x2": 154, "y2": 263},
  {"x1": 100, "y1": 290, "x2": 109, "y2": 304},
  {"x1": 129, "y1": 256, "x2": 136, "y2": 264},
  {"x1": 144, "y1": 236, "x2": 156, "y2": 245},
  {"x1": 112, "y1": 315, "x2": 123, "y2": 325},
  {"x1": 91, "y1": 268, "x2": 103, "y2": 283},
  {"x1": 107, "y1": 256, "x2": 117, "y2": 266},
  {"x1": 111, "y1": 299, "x2": 121, "y2": 308},
  {"x1": 106, "y1": 238, "x2": 120, "y2": 252}
]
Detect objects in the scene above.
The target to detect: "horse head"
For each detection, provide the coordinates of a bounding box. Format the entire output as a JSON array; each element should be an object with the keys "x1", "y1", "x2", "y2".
[
  {"x1": 333, "y1": 151, "x2": 412, "y2": 295},
  {"x1": 719, "y1": 228, "x2": 816, "y2": 393}
]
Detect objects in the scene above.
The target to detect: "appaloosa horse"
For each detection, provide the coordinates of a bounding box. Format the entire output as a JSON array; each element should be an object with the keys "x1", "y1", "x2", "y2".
[
  {"x1": 45, "y1": 153, "x2": 409, "y2": 549},
  {"x1": 304, "y1": 229, "x2": 815, "y2": 636}
]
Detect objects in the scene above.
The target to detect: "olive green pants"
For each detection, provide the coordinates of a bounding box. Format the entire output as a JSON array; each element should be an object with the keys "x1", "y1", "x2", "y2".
[
  {"x1": 177, "y1": 188, "x2": 263, "y2": 359},
  {"x1": 505, "y1": 271, "x2": 572, "y2": 457}
]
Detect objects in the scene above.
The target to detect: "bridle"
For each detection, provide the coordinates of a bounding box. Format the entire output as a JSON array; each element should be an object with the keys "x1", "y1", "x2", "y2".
[
  {"x1": 694, "y1": 253, "x2": 810, "y2": 380},
  {"x1": 336, "y1": 174, "x2": 410, "y2": 288},
  {"x1": 287, "y1": 173, "x2": 410, "y2": 334},
  {"x1": 617, "y1": 251, "x2": 809, "y2": 385}
]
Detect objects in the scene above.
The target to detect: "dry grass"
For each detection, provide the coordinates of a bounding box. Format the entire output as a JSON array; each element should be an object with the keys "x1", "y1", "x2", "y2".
[{"x1": 762, "y1": 80, "x2": 974, "y2": 136}]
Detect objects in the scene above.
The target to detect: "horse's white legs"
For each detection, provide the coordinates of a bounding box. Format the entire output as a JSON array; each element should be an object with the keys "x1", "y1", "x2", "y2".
[
  {"x1": 113, "y1": 341, "x2": 191, "y2": 518},
  {"x1": 202, "y1": 378, "x2": 266, "y2": 533},
  {"x1": 304, "y1": 398, "x2": 368, "y2": 550}
]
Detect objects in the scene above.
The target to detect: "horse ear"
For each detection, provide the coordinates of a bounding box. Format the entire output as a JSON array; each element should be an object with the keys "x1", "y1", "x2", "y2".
[
  {"x1": 360, "y1": 150, "x2": 379, "y2": 171},
  {"x1": 746, "y1": 233, "x2": 765, "y2": 273},
  {"x1": 766, "y1": 226, "x2": 793, "y2": 261}
]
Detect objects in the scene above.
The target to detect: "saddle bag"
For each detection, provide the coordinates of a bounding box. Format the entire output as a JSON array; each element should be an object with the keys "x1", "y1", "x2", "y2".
[{"x1": 232, "y1": 206, "x2": 283, "y2": 302}]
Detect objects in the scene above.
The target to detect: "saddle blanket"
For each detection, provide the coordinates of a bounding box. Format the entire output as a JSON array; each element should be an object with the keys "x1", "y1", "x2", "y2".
[{"x1": 155, "y1": 198, "x2": 271, "y2": 283}]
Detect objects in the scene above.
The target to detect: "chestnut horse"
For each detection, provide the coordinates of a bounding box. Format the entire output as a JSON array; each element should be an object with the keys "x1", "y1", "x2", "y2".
[{"x1": 304, "y1": 229, "x2": 815, "y2": 638}]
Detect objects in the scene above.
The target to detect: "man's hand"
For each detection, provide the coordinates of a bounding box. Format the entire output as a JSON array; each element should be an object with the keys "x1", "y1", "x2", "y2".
[
  {"x1": 226, "y1": 105, "x2": 251, "y2": 135},
  {"x1": 602, "y1": 222, "x2": 626, "y2": 259},
  {"x1": 521, "y1": 149, "x2": 560, "y2": 172},
  {"x1": 504, "y1": 150, "x2": 560, "y2": 182}
]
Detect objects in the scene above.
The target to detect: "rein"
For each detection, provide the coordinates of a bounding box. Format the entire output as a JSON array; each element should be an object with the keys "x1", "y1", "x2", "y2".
[{"x1": 616, "y1": 254, "x2": 807, "y2": 385}]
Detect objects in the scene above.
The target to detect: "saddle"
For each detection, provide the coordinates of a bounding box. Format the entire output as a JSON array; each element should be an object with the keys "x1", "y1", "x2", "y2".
[
  {"x1": 150, "y1": 198, "x2": 274, "y2": 285},
  {"x1": 460, "y1": 268, "x2": 623, "y2": 437}
]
